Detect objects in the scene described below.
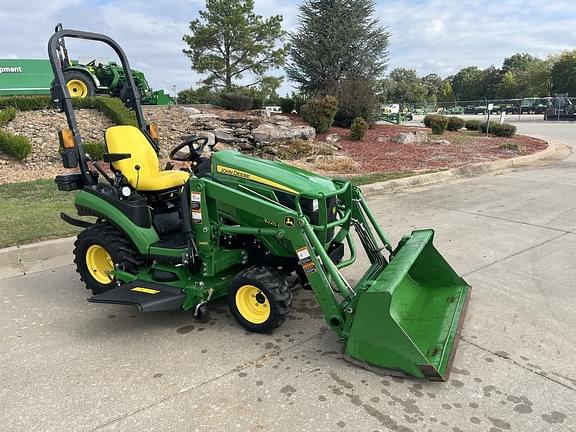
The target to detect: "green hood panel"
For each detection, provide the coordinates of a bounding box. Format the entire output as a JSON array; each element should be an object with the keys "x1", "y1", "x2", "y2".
[{"x1": 211, "y1": 151, "x2": 338, "y2": 195}]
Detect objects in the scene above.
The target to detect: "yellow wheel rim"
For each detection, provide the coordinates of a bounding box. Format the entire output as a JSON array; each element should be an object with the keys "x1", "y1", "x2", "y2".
[
  {"x1": 67, "y1": 79, "x2": 89, "y2": 98},
  {"x1": 85, "y1": 245, "x2": 114, "y2": 285},
  {"x1": 235, "y1": 285, "x2": 270, "y2": 324}
]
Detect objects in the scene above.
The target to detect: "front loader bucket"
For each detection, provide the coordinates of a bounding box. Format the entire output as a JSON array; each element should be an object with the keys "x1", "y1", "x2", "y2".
[{"x1": 345, "y1": 229, "x2": 470, "y2": 381}]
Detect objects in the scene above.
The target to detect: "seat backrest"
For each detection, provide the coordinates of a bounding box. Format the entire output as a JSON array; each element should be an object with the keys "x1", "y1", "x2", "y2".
[{"x1": 105, "y1": 126, "x2": 159, "y2": 188}]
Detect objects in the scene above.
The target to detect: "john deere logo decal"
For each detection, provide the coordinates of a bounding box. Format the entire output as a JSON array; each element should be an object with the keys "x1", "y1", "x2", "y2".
[{"x1": 284, "y1": 217, "x2": 295, "y2": 227}]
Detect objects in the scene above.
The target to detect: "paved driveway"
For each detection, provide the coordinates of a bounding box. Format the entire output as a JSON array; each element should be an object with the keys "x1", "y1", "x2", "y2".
[{"x1": 1, "y1": 121, "x2": 575, "y2": 431}]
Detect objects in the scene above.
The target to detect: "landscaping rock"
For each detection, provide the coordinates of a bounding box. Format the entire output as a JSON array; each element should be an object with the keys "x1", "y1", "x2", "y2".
[
  {"x1": 233, "y1": 128, "x2": 251, "y2": 136},
  {"x1": 213, "y1": 142, "x2": 235, "y2": 152},
  {"x1": 252, "y1": 124, "x2": 316, "y2": 143},
  {"x1": 392, "y1": 131, "x2": 428, "y2": 144},
  {"x1": 326, "y1": 133, "x2": 341, "y2": 143},
  {"x1": 214, "y1": 131, "x2": 237, "y2": 144},
  {"x1": 430, "y1": 139, "x2": 451, "y2": 146},
  {"x1": 197, "y1": 131, "x2": 216, "y2": 147},
  {"x1": 237, "y1": 142, "x2": 254, "y2": 151}
]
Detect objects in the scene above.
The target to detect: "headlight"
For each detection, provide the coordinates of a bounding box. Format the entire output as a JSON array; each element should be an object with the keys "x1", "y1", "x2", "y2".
[{"x1": 312, "y1": 199, "x2": 319, "y2": 212}]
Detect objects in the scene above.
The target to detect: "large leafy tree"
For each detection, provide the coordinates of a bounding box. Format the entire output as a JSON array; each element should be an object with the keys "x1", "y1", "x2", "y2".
[
  {"x1": 421, "y1": 73, "x2": 443, "y2": 102},
  {"x1": 451, "y1": 66, "x2": 484, "y2": 101},
  {"x1": 287, "y1": 0, "x2": 390, "y2": 95},
  {"x1": 502, "y1": 53, "x2": 540, "y2": 73},
  {"x1": 524, "y1": 56, "x2": 555, "y2": 96},
  {"x1": 551, "y1": 50, "x2": 576, "y2": 96},
  {"x1": 183, "y1": 0, "x2": 288, "y2": 92},
  {"x1": 479, "y1": 66, "x2": 502, "y2": 100},
  {"x1": 380, "y1": 68, "x2": 428, "y2": 104}
]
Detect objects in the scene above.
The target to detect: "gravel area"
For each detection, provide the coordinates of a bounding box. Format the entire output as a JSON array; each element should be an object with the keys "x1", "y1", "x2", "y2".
[{"x1": 317, "y1": 124, "x2": 548, "y2": 173}]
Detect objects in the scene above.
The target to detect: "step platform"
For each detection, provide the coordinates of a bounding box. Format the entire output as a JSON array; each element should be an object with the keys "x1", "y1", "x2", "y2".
[{"x1": 88, "y1": 281, "x2": 186, "y2": 312}]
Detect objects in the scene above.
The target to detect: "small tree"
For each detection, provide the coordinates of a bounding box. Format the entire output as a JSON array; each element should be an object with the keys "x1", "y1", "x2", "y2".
[
  {"x1": 183, "y1": 0, "x2": 288, "y2": 93},
  {"x1": 301, "y1": 96, "x2": 338, "y2": 133},
  {"x1": 350, "y1": 117, "x2": 369, "y2": 141},
  {"x1": 334, "y1": 79, "x2": 379, "y2": 127}
]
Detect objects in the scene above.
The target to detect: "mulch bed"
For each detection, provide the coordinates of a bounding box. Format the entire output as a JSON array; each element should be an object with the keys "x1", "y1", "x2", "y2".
[{"x1": 317, "y1": 124, "x2": 548, "y2": 173}]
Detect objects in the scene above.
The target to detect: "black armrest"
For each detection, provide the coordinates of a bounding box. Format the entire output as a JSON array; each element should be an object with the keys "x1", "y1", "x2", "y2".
[{"x1": 103, "y1": 153, "x2": 131, "y2": 162}]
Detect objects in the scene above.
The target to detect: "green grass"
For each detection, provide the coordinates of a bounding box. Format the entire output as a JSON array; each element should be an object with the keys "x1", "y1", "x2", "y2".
[
  {"x1": 350, "y1": 170, "x2": 441, "y2": 186},
  {"x1": 0, "y1": 179, "x2": 83, "y2": 248}
]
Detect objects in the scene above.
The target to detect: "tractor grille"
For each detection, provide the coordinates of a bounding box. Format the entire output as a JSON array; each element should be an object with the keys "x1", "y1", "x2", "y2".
[{"x1": 276, "y1": 192, "x2": 337, "y2": 242}]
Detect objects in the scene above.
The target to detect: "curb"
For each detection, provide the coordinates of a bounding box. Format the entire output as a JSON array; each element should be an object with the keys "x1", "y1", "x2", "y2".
[
  {"x1": 0, "y1": 237, "x2": 75, "y2": 279},
  {"x1": 360, "y1": 139, "x2": 567, "y2": 196},
  {"x1": 0, "y1": 139, "x2": 569, "y2": 278}
]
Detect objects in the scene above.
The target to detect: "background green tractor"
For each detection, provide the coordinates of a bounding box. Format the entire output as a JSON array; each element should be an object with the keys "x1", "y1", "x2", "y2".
[
  {"x1": 53, "y1": 24, "x2": 172, "y2": 105},
  {"x1": 49, "y1": 27, "x2": 470, "y2": 381}
]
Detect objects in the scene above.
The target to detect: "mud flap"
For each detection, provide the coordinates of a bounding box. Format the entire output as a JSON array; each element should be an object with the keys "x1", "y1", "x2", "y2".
[{"x1": 344, "y1": 230, "x2": 471, "y2": 381}]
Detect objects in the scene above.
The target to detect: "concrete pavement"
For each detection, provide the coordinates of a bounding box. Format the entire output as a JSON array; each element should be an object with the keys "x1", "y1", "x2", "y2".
[{"x1": 1, "y1": 121, "x2": 576, "y2": 431}]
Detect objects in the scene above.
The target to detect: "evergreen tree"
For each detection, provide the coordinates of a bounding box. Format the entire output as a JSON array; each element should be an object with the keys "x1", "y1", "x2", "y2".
[
  {"x1": 287, "y1": 0, "x2": 390, "y2": 95},
  {"x1": 183, "y1": 0, "x2": 288, "y2": 93}
]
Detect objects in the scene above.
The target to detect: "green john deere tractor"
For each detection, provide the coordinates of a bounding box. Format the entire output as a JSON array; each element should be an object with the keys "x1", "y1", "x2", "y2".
[
  {"x1": 49, "y1": 28, "x2": 471, "y2": 381},
  {"x1": 53, "y1": 24, "x2": 172, "y2": 105}
]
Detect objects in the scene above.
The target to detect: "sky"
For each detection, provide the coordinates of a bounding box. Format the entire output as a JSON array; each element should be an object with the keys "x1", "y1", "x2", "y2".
[{"x1": 1, "y1": 0, "x2": 575, "y2": 97}]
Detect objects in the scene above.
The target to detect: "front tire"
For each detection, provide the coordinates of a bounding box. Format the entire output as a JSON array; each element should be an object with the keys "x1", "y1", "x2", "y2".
[
  {"x1": 229, "y1": 266, "x2": 292, "y2": 333},
  {"x1": 74, "y1": 223, "x2": 143, "y2": 294}
]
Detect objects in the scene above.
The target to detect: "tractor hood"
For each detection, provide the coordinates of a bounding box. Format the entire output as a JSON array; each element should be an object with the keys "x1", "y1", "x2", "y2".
[{"x1": 211, "y1": 151, "x2": 339, "y2": 195}]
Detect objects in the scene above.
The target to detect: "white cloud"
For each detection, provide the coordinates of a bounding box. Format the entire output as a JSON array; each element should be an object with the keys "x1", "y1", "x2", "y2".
[{"x1": 0, "y1": 0, "x2": 574, "y2": 97}]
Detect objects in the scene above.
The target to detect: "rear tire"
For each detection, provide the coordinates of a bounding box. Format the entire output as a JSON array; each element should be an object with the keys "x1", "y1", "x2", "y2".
[
  {"x1": 229, "y1": 266, "x2": 292, "y2": 333},
  {"x1": 63, "y1": 70, "x2": 95, "y2": 98},
  {"x1": 74, "y1": 223, "x2": 144, "y2": 294}
]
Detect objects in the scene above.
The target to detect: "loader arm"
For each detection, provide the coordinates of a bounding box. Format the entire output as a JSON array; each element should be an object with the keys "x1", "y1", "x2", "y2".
[{"x1": 194, "y1": 177, "x2": 470, "y2": 381}]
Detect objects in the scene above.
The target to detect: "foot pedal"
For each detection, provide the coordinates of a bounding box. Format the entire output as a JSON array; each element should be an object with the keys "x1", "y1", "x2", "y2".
[{"x1": 88, "y1": 281, "x2": 186, "y2": 312}]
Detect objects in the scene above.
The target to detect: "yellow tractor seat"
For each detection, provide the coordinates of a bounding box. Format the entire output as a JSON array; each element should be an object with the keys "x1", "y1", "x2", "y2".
[{"x1": 105, "y1": 125, "x2": 189, "y2": 192}]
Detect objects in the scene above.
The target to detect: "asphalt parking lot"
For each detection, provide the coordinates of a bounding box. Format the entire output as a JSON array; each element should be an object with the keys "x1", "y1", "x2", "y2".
[{"x1": 1, "y1": 121, "x2": 575, "y2": 431}]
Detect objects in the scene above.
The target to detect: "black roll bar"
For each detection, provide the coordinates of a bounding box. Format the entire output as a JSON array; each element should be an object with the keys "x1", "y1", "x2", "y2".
[{"x1": 47, "y1": 26, "x2": 154, "y2": 186}]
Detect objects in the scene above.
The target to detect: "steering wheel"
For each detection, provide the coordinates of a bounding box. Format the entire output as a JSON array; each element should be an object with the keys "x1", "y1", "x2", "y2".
[{"x1": 169, "y1": 136, "x2": 209, "y2": 162}]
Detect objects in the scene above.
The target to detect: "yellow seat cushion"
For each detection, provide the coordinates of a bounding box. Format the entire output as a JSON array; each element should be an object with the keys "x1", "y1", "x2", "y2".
[{"x1": 105, "y1": 125, "x2": 189, "y2": 192}]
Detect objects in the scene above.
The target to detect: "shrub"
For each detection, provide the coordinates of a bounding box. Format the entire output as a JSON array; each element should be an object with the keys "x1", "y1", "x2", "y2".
[
  {"x1": 447, "y1": 117, "x2": 465, "y2": 131},
  {"x1": 276, "y1": 139, "x2": 316, "y2": 160},
  {"x1": 0, "y1": 95, "x2": 138, "y2": 127},
  {"x1": 500, "y1": 142, "x2": 520, "y2": 151},
  {"x1": 83, "y1": 141, "x2": 106, "y2": 160},
  {"x1": 0, "y1": 96, "x2": 51, "y2": 111},
  {"x1": 424, "y1": 114, "x2": 442, "y2": 128},
  {"x1": 465, "y1": 119, "x2": 483, "y2": 131},
  {"x1": 333, "y1": 80, "x2": 379, "y2": 127},
  {"x1": 350, "y1": 117, "x2": 369, "y2": 141},
  {"x1": 220, "y1": 93, "x2": 254, "y2": 112},
  {"x1": 492, "y1": 123, "x2": 517, "y2": 137},
  {"x1": 0, "y1": 130, "x2": 32, "y2": 161},
  {"x1": 300, "y1": 96, "x2": 338, "y2": 133},
  {"x1": 480, "y1": 121, "x2": 499, "y2": 134},
  {"x1": 292, "y1": 93, "x2": 307, "y2": 113},
  {"x1": 251, "y1": 94, "x2": 264, "y2": 110},
  {"x1": 96, "y1": 98, "x2": 138, "y2": 127},
  {"x1": 177, "y1": 87, "x2": 222, "y2": 105},
  {"x1": 280, "y1": 97, "x2": 295, "y2": 113},
  {"x1": 429, "y1": 115, "x2": 448, "y2": 135},
  {"x1": 0, "y1": 107, "x2": 16, "y2": 125}
]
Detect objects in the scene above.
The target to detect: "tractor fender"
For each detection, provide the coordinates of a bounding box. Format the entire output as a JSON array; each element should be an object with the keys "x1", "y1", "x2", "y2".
[{"x1": 74, "y1": 190, "x2": 159, "y2": 255}]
